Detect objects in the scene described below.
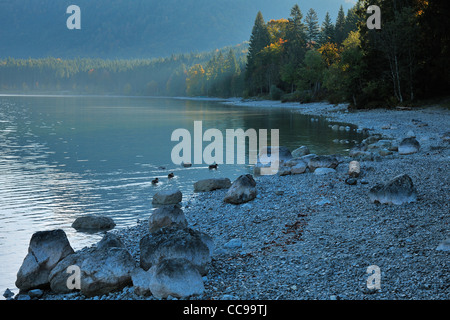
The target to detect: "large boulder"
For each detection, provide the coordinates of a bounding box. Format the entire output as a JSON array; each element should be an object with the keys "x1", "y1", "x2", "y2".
[
  {"x1": 291, "y1": 146, "x2": 310, "y2": 158},
  {"x1": 223, "y1": 174, "x2": 257, "y2": 205},
  {"x1": 194, "y1": 178, "x2": 231, "y2": 192},
  {"x1": 147, "y1": 258, "x2": 205, "y2": 299},
  {"x1": 291, "y1": 161, "x2": 308, "y2": 175},
  {"x1": 72, "y1": 215, "x2": 116, "y2": 232},
  {"x1": 16, "y1": 229, "x2": 74, "y2": 291},
  {"x1": 398, "y1": 137, "x2": 420, "y2": 155},
  {"x1": 140, "y1": 226, "x2": 213, "y2": 276},
  {"x1": 148, "y1": 205, "x2": 187, "y2": 233},
  {"x1": 258, "y1": 146, "x2": 293, "y2": 164},
  {"x1": 307, "y1": 155, "x2": 339, "y2": 172},
  {"x1": 49, "y1": 247, "x2": 136, "y2": 297},
  {"x1": 369, "y1": 174, "x2": 417, "y2": 205},
  {"x1": 152, "y1": 189, "x2": 182, "y2": 205}
]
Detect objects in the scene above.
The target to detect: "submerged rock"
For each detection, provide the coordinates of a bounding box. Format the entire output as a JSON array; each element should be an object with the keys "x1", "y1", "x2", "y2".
[
  {"x1": 291, "y1": 146, "x2": 310, "y2": 158},
  {"x1": 369, "y1": 174, "x2": 417, "y2": 205},
  {"x1": 194, "y1": 178, "x2": 231, "y2": 192},
  {"x1": 72, "y1": 215, "x2": 116, "y2": 232}
]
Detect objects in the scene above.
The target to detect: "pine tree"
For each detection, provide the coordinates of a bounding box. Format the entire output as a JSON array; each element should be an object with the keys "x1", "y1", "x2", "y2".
[
  {"x1": 246, "y1": 11, "x2": 271, "y2": 77},
  {"x1": 245, "y1": 11, "x2": 271, "y2": 95},
  {"x1": 305, "y1": 8, "x2": 320, "y2": 47},
  {"x1": 334, "y1": 5, "x2": 346, "y2": 46},
  {"x1": 319, "y1": 12, "x2": 334, "y2": 45},
  {"x1": 344, "y1": 6, "x2": 360, "y2": 38},
  {"x1": 285, "y1": 4, "x2": 307, "y2": 66}
]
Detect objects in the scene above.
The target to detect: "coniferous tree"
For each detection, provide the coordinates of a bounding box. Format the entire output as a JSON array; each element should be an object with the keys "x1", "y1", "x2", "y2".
[
  {"x1": 334, "y1": 5, "x2": 347, "y2": 46},
  {"x1": 305, "y1": 8, "x2": 320, "y2": 47},
  {"x1": 319, "y1": 12, "x2": 335, "y2": 45},
  {"x1": 245, "y1": 11, "x2": 271, "y2": 95}
]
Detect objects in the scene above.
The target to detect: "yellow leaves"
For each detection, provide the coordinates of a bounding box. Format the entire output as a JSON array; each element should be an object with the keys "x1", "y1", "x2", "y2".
[
  {"x1": 318, "y1": 42, "x2": 341, "y2": 66},
  {"x1": 416, "y1": 0, "x2": 428, "y2": 16}
]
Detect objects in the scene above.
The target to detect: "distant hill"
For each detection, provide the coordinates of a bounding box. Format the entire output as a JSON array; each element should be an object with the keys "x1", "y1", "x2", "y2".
[{"x1": 0, "y1": 0, "x2": 353, "y2": 59}]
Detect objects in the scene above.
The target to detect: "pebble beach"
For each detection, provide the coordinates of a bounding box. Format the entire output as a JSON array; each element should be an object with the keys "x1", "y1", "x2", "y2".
[{"x1": 15, "y1": 99, "x2": 449, "y2": 301}]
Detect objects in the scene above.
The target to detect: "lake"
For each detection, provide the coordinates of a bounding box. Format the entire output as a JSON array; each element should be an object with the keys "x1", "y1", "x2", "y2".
[{"x1": 0, "y1": 95, "x2": 365, "y2": 297}]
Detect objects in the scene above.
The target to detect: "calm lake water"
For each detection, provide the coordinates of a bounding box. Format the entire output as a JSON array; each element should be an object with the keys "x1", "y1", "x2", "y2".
[{"x1": 0, "y1": 95, "x2": 365, "y2": 296}]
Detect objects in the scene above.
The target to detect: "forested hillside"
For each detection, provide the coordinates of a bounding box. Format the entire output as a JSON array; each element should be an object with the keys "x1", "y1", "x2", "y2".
[
  {"x1": 0, "y1": 0, "x2": 351, "y2": 59},
  {"x1": 241, "y1": 0, "x2": 450, "y2": 108},
  {"x1": 0, "y1": 44, "x2": 248, "y2": 97},
  {"x1": 1, "y1": 0, "x2": 449, "y2": 108}
]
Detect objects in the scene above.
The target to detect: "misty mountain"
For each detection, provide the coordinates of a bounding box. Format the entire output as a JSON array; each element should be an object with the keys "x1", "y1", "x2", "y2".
[{"x1": 0, "y1": 0, "x2": 353, "y2": 59}]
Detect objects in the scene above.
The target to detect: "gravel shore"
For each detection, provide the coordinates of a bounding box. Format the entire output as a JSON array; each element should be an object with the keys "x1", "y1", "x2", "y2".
[{"x1": 41, "y1": 100, "x2": 449, "y2": 300}]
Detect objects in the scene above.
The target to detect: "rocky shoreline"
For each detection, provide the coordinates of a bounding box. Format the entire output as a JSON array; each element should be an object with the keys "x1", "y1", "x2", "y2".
[{"x1": 7, "y1": 100, "x2": 449, "y2": 300}]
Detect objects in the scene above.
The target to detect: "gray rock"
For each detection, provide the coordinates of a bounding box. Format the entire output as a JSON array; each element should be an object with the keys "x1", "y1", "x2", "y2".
[
  {"x1": 363, "y1": 134, "x2": 383, "y2": 146},
  {"x1": 345, "y1": 178, "x2": 358, "y2": 185},
  {"x1": 131, "y1": 268, "x2": 153, "y2": 296},
  {"x1": 224, "y1": 238, "x2": 243, "y2": 249},
  {"x1": 16, "y1": 294, "x2": 31, "y2": 300},
  {"x1": 28, "y1": 289, "x2": 44, "y2": 299},
  {"x1": 140, "y1": 226, "x2": 213, "y2": 276},
  {"x1": 348, "y1": 161, "x2": 361, "y2": 178},
  {"x1": 258, "y1": 146, "x2": 293, "y2": 164},
  {"x1": 398, "y1": 137, "x2": 420, "y2": 155},
  {"x1": 406, "y1": 130, "x2": 416, "y2": 138},
  {"x1": 152, "y1": 189, "x2": 183, "y2": 205},
  {"x1": 16, "y1": 229, "x2": 74, "y2": 291},
  {"x1": 308, "y1": 156, "x2": 339, "y2": 172},
  {"x1": 316, "y1": 198, "x2": 332, "y2": 206},
  {"x1": 300, "y1": 154, "x2": 317, "y2": 163},
  {"x1": 313, "y1": 168, "x2": 336, "y2": 175},
  {"x1": 291, "y1": 162, "x2": 308, "y2": 175},
  {"x1": 147, "y1": 258, "x2": 205, "y2": 299},
  {"x1": 378, "y1": 148, "x2": 393, "y2": 156},
  {"x1": 3, "y1": 288, "x2": 14, "y2": 299},
  {"x1": 224, "y1": 174, "x2": 257, "y2": 205},
  {"x1": 277, "y1": 166, "x2": 292, "y2": 176},
  {"x1": 436, "y1": 238, "x2": 450, "y2": 251},
  {"x1": 369, "y1": 174, "x2": 417, "y2": 205},
  {"x1": 72, "y1": 215, "x2": 116, "y2": 232},
  {"x1": 194, "y1": 178, "x2": 231, "y2": 192},
  {"x1": 291, "y1": 146, "x2": 310, "y2": 158},
  {"x1": 49, "y1": 247, "x2": 135, "y2": 297},
  {"x1": 96, "y1": 232, "x2": 125, "y2": 251},
  {"x1": 253, "y1": 162, "x2": 271, "y2": 176},
  {"x1": 148, "y1": 205, "x2": 187, "y2": 233},
  {"x1": 181, "y1": 162, "x2": 192, "y2": 168},
  {"x1": 349, "y1": 149, "x2": 374, "y2": 161},
  {"x1": 284, "y1": 158, "x2": 305, "y2": 167}
]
